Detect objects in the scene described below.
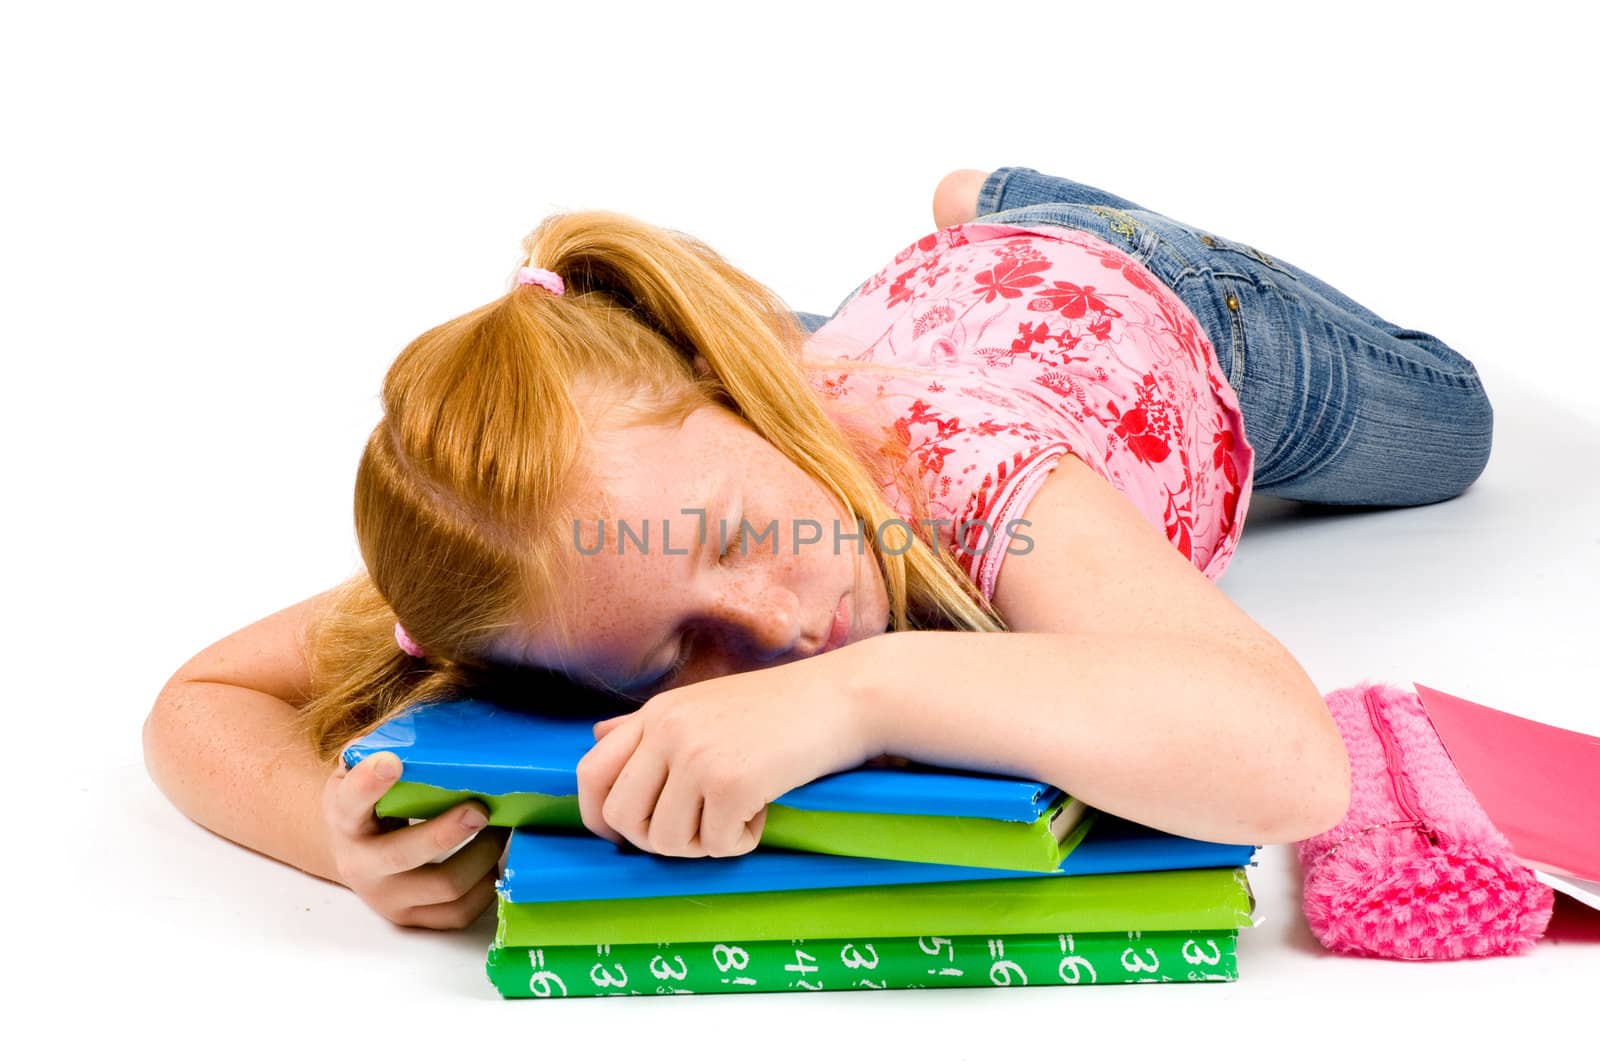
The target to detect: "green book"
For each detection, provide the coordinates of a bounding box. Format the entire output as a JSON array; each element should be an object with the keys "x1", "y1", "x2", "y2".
[
  {"x1": 485, "y1": 928, "x2": 1238, "y2": 998},
  {"x1": 496, "y1": 866, "x2": 1254, "y2": 947},
  {"x1": 377, "y1": 781, "x2": 1094, "y2": 872}
]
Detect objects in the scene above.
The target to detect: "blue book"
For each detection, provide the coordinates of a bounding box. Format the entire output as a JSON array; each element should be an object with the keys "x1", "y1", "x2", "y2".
[
  {"x1": 498, "y1": 816, "x2": 1260, "y2": 903},
  {"x1": 345, "y1": 698, "x2": 1060, "y2": 818},
  {"x1": 344, "y1": 697, "x2": 1097, "y2": 871}
]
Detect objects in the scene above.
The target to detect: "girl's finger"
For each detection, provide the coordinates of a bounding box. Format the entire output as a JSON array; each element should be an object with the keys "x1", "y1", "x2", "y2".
[
  {"x1": 601, "y1": 744, "x2": 671, "y2": 853},
  {"x1": 645, "y1": 770, "x2": 708, "y2": 858},
  {"x1": 394, "y1": 864, "x2": 501, "y2": 931},
  {"x1": 325, "y1": 752, "x2": 403, "y2": 839},
  {"x1": 700, "y1": 800, "x2": 768, "y2": 859},
  {"x1": 375, "y1": 826, "x2": 508, "y2": 909},
  {"x1": 592, "y1": 713, "x2": 632, "y2": 740},
  {"x1": 576, "y1": 722, "x2": 643, "y2": 845},
  {"x1": 361, "y1": 801, "x2": 492, "y2": 878}
]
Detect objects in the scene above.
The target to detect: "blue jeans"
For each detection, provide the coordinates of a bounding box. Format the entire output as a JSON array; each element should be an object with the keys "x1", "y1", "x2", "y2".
[{"x1": 798, "y1": 166, "x2": 1494, "y2": 507}]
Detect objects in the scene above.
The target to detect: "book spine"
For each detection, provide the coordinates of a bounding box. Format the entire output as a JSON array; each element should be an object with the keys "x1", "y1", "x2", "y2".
[
  {"x1": 761, "y1": 799, "x2": 1084, "y2": 872},
  {"x1": 495, "y1": 867, "x2": 1254, "y2": 946},
  {"x1": 485, "y1": 929, "x2": 1237, "y2": 998},
  {"x1": 379, "y1": 781, "x2": 1073, "y2": 871}
]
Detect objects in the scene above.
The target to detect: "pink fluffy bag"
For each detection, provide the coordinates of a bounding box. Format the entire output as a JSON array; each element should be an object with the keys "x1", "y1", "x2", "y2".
[{"x1": 1295, "y1": 681, "x2": 1555, "y2": 960}]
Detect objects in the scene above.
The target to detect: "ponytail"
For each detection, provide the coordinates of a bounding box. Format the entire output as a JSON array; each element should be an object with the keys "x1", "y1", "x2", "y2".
[
  {"x1": 301, "y1": 575, "x2": 444, "y2": 760},
  {"x1": 300, "y1": 573, "x2": 622, "y2": 762},
  {"x1": 299, "y1": 209, "x2": 1004, "y2": 760}
]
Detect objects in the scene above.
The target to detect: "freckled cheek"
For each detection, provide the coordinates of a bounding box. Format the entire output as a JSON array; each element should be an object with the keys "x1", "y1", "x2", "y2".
[
  {"x1": 763, "y1": 550, "x2": 808, "y2": 593},
  {"x1": 593, "y1": 565, "x2": 676, "y2": 668}
]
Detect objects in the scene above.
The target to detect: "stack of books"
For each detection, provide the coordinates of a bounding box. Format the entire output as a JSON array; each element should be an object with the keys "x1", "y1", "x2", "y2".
[{"x1": 344, "y1": 698, "x2": 1259, "y2": 998}]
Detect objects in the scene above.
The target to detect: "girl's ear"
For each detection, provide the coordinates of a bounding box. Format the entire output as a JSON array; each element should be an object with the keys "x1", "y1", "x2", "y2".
[{"x1": 691, "y1": 353, "x2": 714, "y2": 379}]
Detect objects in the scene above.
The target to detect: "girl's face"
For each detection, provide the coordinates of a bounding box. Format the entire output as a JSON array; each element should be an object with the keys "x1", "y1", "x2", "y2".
[{"x1": 493, "y1": 403, "x2": 890, "y2": 699}]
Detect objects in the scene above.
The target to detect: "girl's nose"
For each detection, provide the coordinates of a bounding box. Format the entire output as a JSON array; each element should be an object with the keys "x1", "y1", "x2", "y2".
[{"x1": 709, "y1": 580, "x2": 803, "y2": 663}]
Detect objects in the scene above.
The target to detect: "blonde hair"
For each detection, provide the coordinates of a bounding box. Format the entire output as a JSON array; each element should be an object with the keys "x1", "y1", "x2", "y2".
[{"x1": 299, "y1": 210, "x2": 1005, "y2": 761}]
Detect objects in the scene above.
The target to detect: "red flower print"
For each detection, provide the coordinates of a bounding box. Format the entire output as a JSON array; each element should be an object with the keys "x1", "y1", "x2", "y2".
[
  {"x1": 1211, "y1": 427, "x2": 1236, "y2": 470},
  {"x1": 973, "y1": 255, "x2": 1050, "y2": 303},
  {"x1": 1212, "y1": 423, "x2": 1242, "y2": 519},
  {"x1": 836, "y1": 222, "x2": 1247, "y2": 585},
  {"x1": 913, "y1": 304, "x2": 956, "y2": 338},
  {"x1": 1026, "y1": 281, "x2": 1119, "y2": 320},
  {"x1": 817, "y1": 372, "x2": 851, "y2": 400},
  {"x1": 1049, "y1": 331, "x2": 1083, "y2": 359},
  {"x1": 1010, "y1": 320, "x2": 1052, "y2": 355},
  {"x1": 916, "y1": 441, "x2": 957, "y2": 475},
  {"x1": 1111, "y1": 404, "x2": 1172, "y2": 463},
  {"x1": 905, "y1": 398, "x2": 958, "y2": 436},
  {"x1": 1163, "y1": 488, "x2": 1195, "y2": 562},
  {"x1": 1035, "y1": 370, "x2": 1085, "y2": 404},
  {"x1": 1106, "y1": 377, "x2": 1178, "y2": 466},
  {"x1": 1120, "y1": 263, "x2": 1163, "y2": 301},
  {"x1": 892, "y1": 398, "x2": 965, "y2": 477},
  {"x1": 885, "y1": 266, "x2": 922, "y2": 309}
]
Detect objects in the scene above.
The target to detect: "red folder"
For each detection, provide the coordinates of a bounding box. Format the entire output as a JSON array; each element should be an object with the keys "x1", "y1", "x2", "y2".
[{"x1": 1413, "y1": 683, "x2": 1600, "y2": 883}]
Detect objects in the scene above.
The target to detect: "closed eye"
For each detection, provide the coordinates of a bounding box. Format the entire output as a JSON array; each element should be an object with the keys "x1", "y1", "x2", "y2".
[
  {"x1": 719, "y1": 522, "x2": 745, "y2": 562},
  {"x1": 646, "y1": 519, "x2": 740, "y2": 693},
  {"x1": 655, "y1": 633, "x2": 696, "y2": 690}
]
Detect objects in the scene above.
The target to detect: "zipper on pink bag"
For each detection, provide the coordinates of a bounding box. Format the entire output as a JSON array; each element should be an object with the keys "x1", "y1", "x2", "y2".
[{"x1": 1363, "y1": 686, "x2": 1441, "y2": 846}]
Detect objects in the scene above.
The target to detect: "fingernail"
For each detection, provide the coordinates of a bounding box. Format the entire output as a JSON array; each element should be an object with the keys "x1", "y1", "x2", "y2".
[
  {"x1": 461, "y1": 808, "x2": 488, "y2": 831},
  {"x1": 372, "y1": 754, "x2": 400, "y2": 782}
]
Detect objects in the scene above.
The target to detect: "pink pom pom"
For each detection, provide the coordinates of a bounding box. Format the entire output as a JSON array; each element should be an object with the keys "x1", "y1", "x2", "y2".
[{"x1": 1295, "y1": 682, "x2": 1553, "y2": 960}]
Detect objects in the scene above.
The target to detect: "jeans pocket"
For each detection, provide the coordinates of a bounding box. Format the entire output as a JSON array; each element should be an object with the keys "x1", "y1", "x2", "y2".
[
  {"x1": 1172, "y1": 271, "x2": 1250, "y2": 396},
  {"x1": 1173, "y1": 272, "x2": 1306, "y2": 476},
  {"x1": 1170, "y1": 221, "x2": 1298, "y2": 287}
]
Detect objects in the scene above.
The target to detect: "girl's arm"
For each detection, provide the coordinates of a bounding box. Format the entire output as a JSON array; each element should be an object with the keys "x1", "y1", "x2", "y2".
[
  {"x1": 574, "y1": 453, "x2": 1350, "y2": 855},
  {"x1": 144, "y1": 590, "x2": 345, "y2": 880},
  {"x1": 848, "y1": 454, "x2": 1350, "y2": 846},
  {"x1": 144, "y1": 590, "x2": 506, "y2": 928},
  {"x1": 846, "y1": 629, "x2": 1338, "y2": 845}
]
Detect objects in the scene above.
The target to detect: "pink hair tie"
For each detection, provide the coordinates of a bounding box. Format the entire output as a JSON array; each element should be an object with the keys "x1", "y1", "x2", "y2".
[
  {"x1": 516, "y1": 266, "x2": 565, "y2": 296},
  {"x1": 393, "y1": 621, "x2": 426, "y2": 659}
]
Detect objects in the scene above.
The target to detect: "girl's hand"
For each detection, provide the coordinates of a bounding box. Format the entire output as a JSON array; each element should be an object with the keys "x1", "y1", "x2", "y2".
[
  {"x1": 575, "y1": 655, "x2": 873, "y2": 858},
  {"x1": 322, "y1": 751, "x2": 510, "y2": 929}
]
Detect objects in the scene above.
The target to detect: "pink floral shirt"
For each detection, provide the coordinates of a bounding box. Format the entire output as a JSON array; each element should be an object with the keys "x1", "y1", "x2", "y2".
[{"x1": 804, "y1": 221, "x2": 1254, "y2": 602}]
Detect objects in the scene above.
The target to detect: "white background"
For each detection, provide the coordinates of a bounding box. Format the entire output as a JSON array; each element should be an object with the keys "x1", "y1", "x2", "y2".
[{"x1": 6, "y1": 1, "x2": 1597, "y2": 1059}]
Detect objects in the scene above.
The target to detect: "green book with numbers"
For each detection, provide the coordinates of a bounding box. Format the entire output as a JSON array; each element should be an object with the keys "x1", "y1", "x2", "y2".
[{"x1": 485, "y1": 928, "x2": 1238, "y2": 998}]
